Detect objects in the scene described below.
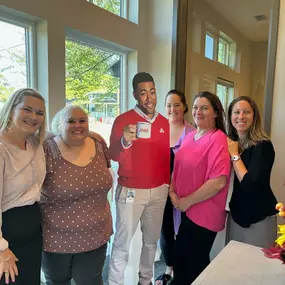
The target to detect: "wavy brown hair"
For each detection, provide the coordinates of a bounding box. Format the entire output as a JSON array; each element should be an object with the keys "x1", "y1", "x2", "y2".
[
  {"x1": 193, "y1": 91, "x2": 226, "y2": 134},
  {"x1": 227, "y1": 96, "x2": 269, "y2": 149}
]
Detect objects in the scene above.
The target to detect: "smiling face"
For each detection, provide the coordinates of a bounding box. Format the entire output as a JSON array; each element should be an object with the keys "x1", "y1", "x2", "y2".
[
  {"x1": 166, "y1": 93, "x2": 185, "y2": 123},
  {"x1": 134, "y1": 81, "x2": 157, "y2": 118},
  {"x1": 60, "y1": 107, "x2": 89, "y2": 144},
  {"x1": 10, "y1": 96, "x2": 45, "y2": 136},
  {"x1": 231, "y1": 100, "x2": 254, "y2": 136},
  {"x1": 192, "y1": 97, "x2": 217, "y2": 130}
]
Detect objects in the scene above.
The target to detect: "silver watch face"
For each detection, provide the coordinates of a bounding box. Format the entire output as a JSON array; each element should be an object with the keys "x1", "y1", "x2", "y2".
[{"x1": 231, "y1": 155, "x2": 240, "y2": 161}]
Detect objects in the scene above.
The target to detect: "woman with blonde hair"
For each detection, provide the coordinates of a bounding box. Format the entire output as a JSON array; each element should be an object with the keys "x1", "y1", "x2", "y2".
[
  {"x1": 226, "y1": 96, "x2": 277, "y2": 248},
  {"x1": 0, "y1": 88, "x2": 46, "y2": 284}
]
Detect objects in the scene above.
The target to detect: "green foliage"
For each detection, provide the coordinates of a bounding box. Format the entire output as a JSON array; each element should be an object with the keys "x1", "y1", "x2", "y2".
[
  {"x1": 0, "y1": 38, "x2": 26, "y2": 103},
  {"x1": 65, "y1": 40, "x2": 120, "y2": 107},
  {"x1": 0, "y1": 74, "x2": 14, "y2": 103},
  {"x1": 88, "y1": 0, "x2": 121, "y2": 16}
]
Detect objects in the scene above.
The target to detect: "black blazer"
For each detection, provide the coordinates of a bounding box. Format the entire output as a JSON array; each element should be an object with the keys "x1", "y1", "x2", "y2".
[{"x1": 229, "y1": 140, "x2": 277, "y2": 228}]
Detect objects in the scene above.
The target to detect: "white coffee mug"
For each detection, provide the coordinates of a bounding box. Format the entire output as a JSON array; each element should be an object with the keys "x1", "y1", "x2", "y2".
[{"x1": 137, "y1": 122, "x2": 151, "y2": 139}]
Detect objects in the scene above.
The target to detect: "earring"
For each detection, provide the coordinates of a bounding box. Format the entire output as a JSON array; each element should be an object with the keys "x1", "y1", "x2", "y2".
[{"x1": 6, "y1": 120, "x2": 13, "y2": 130}]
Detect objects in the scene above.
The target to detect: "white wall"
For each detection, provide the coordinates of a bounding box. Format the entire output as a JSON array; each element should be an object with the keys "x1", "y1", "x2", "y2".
[
  {"x1": 141, "y1": 0, "x2": 174, "y2": 115},
  {"x1": 270, "y1": 0, "x2": 285, "y2": 205},
  {"x1": 250, "y1": 41, "x2": 268, "y2": 115}
]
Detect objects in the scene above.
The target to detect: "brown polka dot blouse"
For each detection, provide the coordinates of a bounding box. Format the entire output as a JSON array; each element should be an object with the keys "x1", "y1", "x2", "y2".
[{"x1": 40, "y1": 138, "x2": 113, "y2": 253}]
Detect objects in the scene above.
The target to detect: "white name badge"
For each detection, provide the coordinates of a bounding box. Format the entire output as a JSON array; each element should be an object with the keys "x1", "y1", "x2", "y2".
[{"x1": 126, "y1": 189, "x2": 135, "y2": 203}]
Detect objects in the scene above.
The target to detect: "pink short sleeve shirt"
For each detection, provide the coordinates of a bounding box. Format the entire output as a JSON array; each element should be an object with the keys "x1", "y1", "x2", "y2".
[{"x1": 172, "y1": 129, "x2": 231, "y2": 232}]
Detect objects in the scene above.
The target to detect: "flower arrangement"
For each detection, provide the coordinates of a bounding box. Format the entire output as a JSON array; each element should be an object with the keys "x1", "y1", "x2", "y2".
[{"x1": 262, "y1": 203, "x2": 285, "y2": 262}]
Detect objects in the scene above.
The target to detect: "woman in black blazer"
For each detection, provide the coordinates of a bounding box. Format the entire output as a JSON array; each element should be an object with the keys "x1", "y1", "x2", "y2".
[{"x1": 226, "y1": 96, "x2": 277, "y2": 248}]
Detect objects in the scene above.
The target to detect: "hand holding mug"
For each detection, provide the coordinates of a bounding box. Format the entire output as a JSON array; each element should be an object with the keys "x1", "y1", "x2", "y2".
[
  {"x1": 122, "y1": 124, "x2": 137, "y2": 146},
  {"x1": 136, "y1": 122, "x2": 151, "y2": 139}
]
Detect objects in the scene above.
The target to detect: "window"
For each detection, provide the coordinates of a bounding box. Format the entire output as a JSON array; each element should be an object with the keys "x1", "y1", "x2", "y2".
[
  {"x1": 0, "y1": 19, "x2": 34, "y2": 107},
  {"x1": 218, "y1": 31, "x2": 236, "y2": 69},
  {"x1": 205, "y1": 33, "x2": 214, "y2": 60},
  {"x1": 65, "y1": 39, "x2": 123, "y2": 143},
  {"x1": 87, "y1": 0, "x2": 122, "y2": 17},
  {"x1": 218, "y1": 37, "x2": 229, "y2": 65},
  {"x1": 204, "y1": 25, "x2": 237, "y2": 70},
  {"x1": 216, "y1": 78, "x2": 234, "y2": 111}
]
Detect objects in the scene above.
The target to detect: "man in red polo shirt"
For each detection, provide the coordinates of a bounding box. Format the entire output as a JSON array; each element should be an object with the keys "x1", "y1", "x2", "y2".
[{"x1": 108, "y1": 72, "x2": 170, "y2": 285}]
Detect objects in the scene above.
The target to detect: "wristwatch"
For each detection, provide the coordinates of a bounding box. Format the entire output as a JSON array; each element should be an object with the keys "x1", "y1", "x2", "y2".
[{"x1": 231, "y1": 155, "x2": 241, "y2": 162}]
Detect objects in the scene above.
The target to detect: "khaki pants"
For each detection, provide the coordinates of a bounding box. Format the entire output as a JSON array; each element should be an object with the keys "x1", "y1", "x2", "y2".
[{"x1": 108, "y1": 184, "x2": 168, "y2": 285}]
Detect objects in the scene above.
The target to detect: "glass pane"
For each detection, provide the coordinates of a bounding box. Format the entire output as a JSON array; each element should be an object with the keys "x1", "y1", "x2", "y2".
[
  {"x1": 217, "y1": 83, "x2": 234, "y2": 112},
  {"x1": 218, "y1": 40, "x2": 226, "y2": 64},
  {"x1": 205, "y1": 34, "x2": 214, "y2": 60},
  {"x1": 0, "y1": 21, "x2": 27, "y2": 108},
  {"x1": 65, "y1": 39, "x2": 121, "y2": 144},
  {"x1": 228, "y1": 87, "x2": 234, "y2": 108},
  {"x1": 87, "y1": 0, "x2": 121, "y2": 16},
  {"x1": 65, "y1": 40, "x2": 122, "y2": 249},
  {"x1": 217, "y1": 84, "x2": 227, "y2": 108}
]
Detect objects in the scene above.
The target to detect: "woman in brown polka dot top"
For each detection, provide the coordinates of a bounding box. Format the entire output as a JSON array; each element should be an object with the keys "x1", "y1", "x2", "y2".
[{"x1": 40, "y1": 105, "x2": 113, "y2": 285}]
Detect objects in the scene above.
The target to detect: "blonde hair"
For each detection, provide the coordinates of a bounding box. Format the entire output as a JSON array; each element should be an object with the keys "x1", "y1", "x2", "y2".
[
  {"x1": 0, "y1": 88, "x2": 46, "y2": 143},
  {"x1": 227, "y1": 96, "x2": 269, "y2": 149},
  {"x1": 51, "y1": 105, "x2": 88, "y2": 136}
]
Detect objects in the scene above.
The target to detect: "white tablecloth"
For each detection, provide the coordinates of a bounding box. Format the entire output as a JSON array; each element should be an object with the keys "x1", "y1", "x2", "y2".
[{"x1": 192, "y1": 240, "x2": 285, "y2": 285}]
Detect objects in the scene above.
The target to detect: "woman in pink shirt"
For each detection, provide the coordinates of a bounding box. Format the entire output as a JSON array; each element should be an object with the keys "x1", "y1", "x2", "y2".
[{"x1": 169, "y1": 91, "x2": 231, "y2": 285}]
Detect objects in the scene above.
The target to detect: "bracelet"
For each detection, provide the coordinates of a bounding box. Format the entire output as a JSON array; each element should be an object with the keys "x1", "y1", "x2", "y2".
[{"x1": 0, "y1": 253, "x2": 12, "y2": 262}]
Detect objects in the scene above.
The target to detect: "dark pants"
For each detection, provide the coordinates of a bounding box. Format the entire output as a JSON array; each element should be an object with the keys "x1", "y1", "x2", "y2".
[
  {"x1": 160, "y1": 196, "x2": 175, "y2": 266},
  {"x1": 42, "y1": 243, "x2": 107, "y2": 285},
  {"x1": 0, "y1": 203, "x2": 42, "y2": 285},
  {"x1": 172, "y1": 213, "x2": 217, "y2": 285}
]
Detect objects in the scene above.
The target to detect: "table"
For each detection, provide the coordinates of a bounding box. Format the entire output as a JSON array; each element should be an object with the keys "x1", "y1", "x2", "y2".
[{"x1": 192, "y1": 240, "x2": 285, "y2": 285}]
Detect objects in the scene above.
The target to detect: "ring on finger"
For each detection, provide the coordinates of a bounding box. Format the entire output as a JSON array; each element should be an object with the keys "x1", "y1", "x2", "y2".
[{"x1": 4, "y1": 272, "x2": 9, "y2": 275}]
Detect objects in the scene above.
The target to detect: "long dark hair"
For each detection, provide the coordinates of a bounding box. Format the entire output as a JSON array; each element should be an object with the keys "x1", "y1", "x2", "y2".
[
  {"x1": 193, "y1": 91, "x2": 226, "y2": 134},
  {"x1": 165, "y1": 89, "x2": 188, "y2": 114},
  {"x1": 227, "y1": 96, "x2": 269, "y2": 148}
]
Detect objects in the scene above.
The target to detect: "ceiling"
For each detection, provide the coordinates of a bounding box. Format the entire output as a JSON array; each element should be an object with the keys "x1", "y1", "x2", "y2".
[{"x1": 205, "y1": 0, "x2": 274, "y2": 42}]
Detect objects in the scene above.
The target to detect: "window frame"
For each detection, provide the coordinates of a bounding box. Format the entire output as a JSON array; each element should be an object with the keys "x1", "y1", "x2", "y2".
[
  {"x1": 0, "y1": 13, "x2": 37, "y2": 89},
  {"x1": 65, "y1": 29, "x2": 129, "y2": 115},
  {"x1": 218, "y1": 37, "x2": 230, "y2": 65},
  {"x1": 205, "y1": 32, "x2": 215, "y2": 61},
  {"x1": 204, "y1": 25, "x2": 237, "y2": 71},
  {"x1": 218, "y1": 31, "x2": 236, "y2": 69},
  {"x1": 216, "y1": 77, "x2": 234, "y2": 111}
]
